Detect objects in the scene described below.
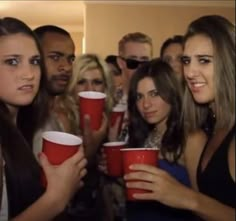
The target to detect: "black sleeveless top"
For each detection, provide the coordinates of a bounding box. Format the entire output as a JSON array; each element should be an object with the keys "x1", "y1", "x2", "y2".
[{"x1": 197, "y1": 124, "x2": 235, "y2": 208}]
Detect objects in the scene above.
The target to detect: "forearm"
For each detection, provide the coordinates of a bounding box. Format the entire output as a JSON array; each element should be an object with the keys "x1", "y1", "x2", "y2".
[
  {"x1": 85, "y1": 131, "x2": 106, "y2": 162},
  {"x1": 189, "y1": 190, "x2": 235, "y2": 221},
  {"x1": 11, "y1": 192, "x2": 65, "y2": 221}
]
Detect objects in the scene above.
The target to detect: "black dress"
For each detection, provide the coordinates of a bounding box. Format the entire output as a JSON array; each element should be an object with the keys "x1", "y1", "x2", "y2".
[{"x1": 197, "y1": 124, "x2": 235, "y2": 208}]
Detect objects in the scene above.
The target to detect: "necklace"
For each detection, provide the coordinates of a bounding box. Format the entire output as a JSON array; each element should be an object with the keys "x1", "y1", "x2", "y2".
[{"x1": 144, "y1": 128, "x2": 162, "y2": 149}]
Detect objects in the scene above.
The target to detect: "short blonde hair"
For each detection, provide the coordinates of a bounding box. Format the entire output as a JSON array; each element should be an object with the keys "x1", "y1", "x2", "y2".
[{"x1": 118, "y1": 32, "x2": 153, "y2": 56}]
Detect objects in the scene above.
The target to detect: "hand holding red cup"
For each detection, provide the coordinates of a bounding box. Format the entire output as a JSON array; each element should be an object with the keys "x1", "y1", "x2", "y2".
[
  {"x1": 41, "y1": 131, "x2": 82, "y2": 186},
  {"x1": 121, "y1": 148, "x2": 159, "y2": 201},
  {"x1": 78, "y1": 91, "x2": 106, "y2": 131}
]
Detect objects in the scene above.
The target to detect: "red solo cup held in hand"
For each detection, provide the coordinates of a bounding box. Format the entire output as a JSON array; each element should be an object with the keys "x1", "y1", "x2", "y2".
[
  {"x1": 103, "y1": 141, "x2": 126, "y2": 177},
  {"x1": 42, "y1": 131, "x2": 82, "y2": 165},
  {"x1": 78, "y1": 91, "x2": 106, "y2": 130},
  {"x1": 121, "y1": 148, "x2": 159, "y2": 201},
  {"x1": 110, "y1": 105, "x2": 126, "y2": 134},
  {"x1": 41, "y1": 131, "x2": 82, "y2": 187}
]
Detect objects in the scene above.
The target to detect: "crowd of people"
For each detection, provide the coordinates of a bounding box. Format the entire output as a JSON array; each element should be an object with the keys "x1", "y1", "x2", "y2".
[{"x1": 0, "y1": 14, "x2": 235, "y2": 221}]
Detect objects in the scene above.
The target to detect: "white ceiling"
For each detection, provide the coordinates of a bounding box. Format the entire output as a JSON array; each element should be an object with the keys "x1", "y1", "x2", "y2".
[{"x1": 0, "y1": 0, "x2": 234, "y2": 32}]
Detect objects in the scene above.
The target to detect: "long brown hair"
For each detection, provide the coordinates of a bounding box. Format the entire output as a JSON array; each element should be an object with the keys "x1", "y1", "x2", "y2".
[
  {"x1": 182, "y1": 15, "x2": 235, "y2": 134},
  {"x1": 0, "y1": 17, "x2": 45, "y2": 218},
  {"x1": 0, "y1": 17, "x2": 49, "y2": 146},
  {"x1": 128, "y1": 58, "x2": 184, "y2": 162}
]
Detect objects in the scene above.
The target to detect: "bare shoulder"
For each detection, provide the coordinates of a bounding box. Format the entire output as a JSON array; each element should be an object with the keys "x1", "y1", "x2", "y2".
[
  {"x1": 184, "y1": 130, "x2": 208, "y2": 190},
  {"x1": 185, "y1": 129, "x2": 207, "y2": 155}
]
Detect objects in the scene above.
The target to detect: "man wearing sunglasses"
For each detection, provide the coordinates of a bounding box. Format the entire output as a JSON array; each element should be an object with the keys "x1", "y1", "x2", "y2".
[
  {"x1": 117, "y1": 32, "x2": 153, "y2": 98},
  {"x1": 115, "y1": 32, "x2": 153, "y2": 141}
]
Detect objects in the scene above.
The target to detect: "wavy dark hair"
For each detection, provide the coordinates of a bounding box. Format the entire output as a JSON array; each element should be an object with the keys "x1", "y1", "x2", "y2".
[
  {"x1": 0, "y1": 17, "x2": 48, "y2": 217},
  {"x1": 128, "y1": 58, "x2": 184, "y2": 162}
]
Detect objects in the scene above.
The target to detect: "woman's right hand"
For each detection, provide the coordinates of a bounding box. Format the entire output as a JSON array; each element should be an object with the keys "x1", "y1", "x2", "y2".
[
  {"x1": 39, "y1": 147, "x2": 87, "y2": 210},
  {"x1": 124, "y1": 164, "x2": 194, "y2": 209}
]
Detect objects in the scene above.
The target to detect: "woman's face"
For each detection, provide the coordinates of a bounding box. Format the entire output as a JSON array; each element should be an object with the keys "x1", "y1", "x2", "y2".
[
  {"x1": 136, "y1": 77, "x2": 171, "y2": 131},
  {"x1": 182, "y1": 34, "x2": 214, "y2": 104},
  {"x1": 75, "y1": 68, "x2": 105, "y2": 95},
  {"x1": 0, "y1": 33, "x2": 41, "y2": 110}
]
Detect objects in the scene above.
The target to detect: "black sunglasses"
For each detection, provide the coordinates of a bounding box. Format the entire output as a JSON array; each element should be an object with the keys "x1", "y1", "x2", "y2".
[{"x1": 120, "y1": 57, "x2": 147, "y2": 70}]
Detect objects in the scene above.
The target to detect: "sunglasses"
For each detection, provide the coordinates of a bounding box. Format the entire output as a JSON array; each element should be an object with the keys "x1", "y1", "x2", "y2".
[{"x1": 120, "y1": 57, "x2": 147, "y2": 70}]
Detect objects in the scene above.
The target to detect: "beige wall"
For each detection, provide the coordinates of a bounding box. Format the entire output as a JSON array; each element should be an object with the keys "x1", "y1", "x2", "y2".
[
  {"x1": 70, "y1": 32, "x2": 83, "y2": 56},
  {"x1": 84, "y1": 3, "x2": 235, "y2": 59}
]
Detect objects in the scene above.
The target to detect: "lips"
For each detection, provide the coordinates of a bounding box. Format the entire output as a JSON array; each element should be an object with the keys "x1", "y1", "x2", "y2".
[
  {"x1": 188, "y1": 81, "x2": 206, "y2": 93},
  {"x1": 18, "y1": 84, "x2": 34, "y2": 91},
  {"x1": 54, "y1": 74, "x2": 70, "y2": 81},
  {"x1": 143, "y1": 111, "x2": 156, "y2": 118},
  {"x1": 53, "y1": 74, "x2": 71, "y2": 85}
]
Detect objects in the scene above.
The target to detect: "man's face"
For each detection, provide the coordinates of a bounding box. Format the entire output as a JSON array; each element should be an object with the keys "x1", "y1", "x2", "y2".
[
  {"x1": 118, "y1": 42, "x2": 152, "y2": 83},
  {"x1": 162, "y1": 43, "x2": 183, "y2": 76},
  {"x1": 41, "y1": 32, "x2": 75, "y2": 96}
]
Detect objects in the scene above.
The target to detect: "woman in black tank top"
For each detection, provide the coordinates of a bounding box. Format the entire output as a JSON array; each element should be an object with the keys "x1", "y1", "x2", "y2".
[{"x1": 124, "y1": 15, "x2": 235, "y2": 221}]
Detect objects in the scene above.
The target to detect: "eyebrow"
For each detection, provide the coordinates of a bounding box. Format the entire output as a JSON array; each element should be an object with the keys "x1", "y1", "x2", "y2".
[
  {"x1": 48, "y1": 51, "x2": 64, "y2": 56},
  {"x1": 3, "y1": 54, "x2": 21, "y2": 57},
  {"x1": 137, "y1": 89, "x2": 157, "y2": 94},
  {"x1": 196, "y1": 55, "x2": 213, "y2": 58},
  {"x1": 140, "y1": 56, "x2": 150, "y2": 59},
  {"x1": 3, "y1": 54, "x2": 40, "y2": 58},
  {"x1": 183, "y1": 54, "x2": 213, "y2": 58},
  {"x1": 32, "y1": 55, "x2": 41, "y2": 58},
  {"x1": 80, "y1": 77, "x2": 103, "y2": 80},
  {"x1": 129, "y1": 55, "x2": 150, "y2": 60}
]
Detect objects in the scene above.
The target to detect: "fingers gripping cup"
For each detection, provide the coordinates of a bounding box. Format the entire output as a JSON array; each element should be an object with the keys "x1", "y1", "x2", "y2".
[
  {"x1": 78, "y1": 91, "x2": 106, "y2": 131},
  {"x1": 121, "y1": 148, "x2": 159, "y2": 201},
  {"x1": 42, "y1": 131, "x2": 82, "y2": 164},
  {"x1": 103, "y1": 141, "x2": 126, "y2": 177},
  {"x1": 110, "y1": 105, "x2": 126, "y2": 134},
  {"x1": 41, "y1": 131, "x2": 82, "y2": 186}
]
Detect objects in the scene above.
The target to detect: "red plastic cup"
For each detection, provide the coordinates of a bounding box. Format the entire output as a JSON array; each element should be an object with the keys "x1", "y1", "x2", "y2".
[
  {"x1": 41, "y1": 131, "x2": 82, "y2": 186},
  {"x1": 110, "y1": 105, "x2": 126, "y2": 134},
  {"x1": 78, "y1": 91, "x2": 106, "y2": 130},
  {"x1": 121, "y1": 148, "x2": 159, "y2": 201},
  {"x1": 103, "y1": 141, "x2": 126, "y2": 177}
]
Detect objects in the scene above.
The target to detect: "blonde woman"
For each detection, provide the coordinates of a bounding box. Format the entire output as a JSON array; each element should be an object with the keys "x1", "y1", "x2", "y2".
[
  {"x1": 55, "y1": 53, "x2": 114, "y2": 135},
  {"x1": 54, "y1": 54, "x2": 116, "y2": 220},
  {"x1": 54, "y1": 54, "x2": 114, "y2": 157},
  {"x1": 69, "y1": 53, "x2": 114, "y2": 114}
]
